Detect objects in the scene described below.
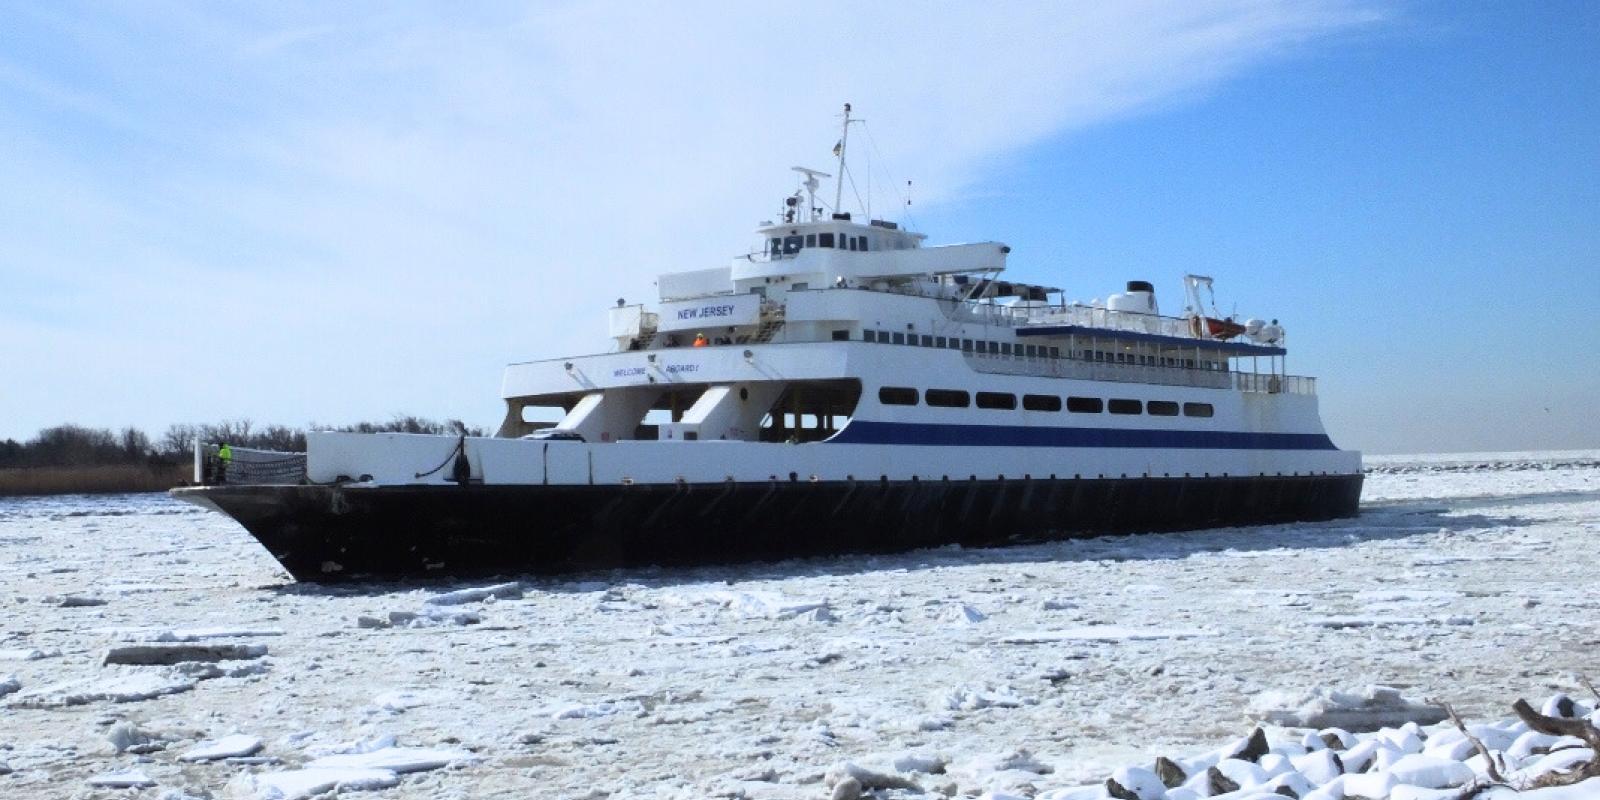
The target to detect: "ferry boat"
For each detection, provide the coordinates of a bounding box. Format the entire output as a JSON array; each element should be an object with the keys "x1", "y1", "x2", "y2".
[{"x1": 173, "y1": 106, "x2": 1361, "y2": 581}]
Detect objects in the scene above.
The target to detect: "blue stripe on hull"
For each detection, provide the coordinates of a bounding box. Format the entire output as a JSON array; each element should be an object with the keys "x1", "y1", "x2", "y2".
[{"x1": 828, "y1": 421, "x2": 1337, "y2": 450}]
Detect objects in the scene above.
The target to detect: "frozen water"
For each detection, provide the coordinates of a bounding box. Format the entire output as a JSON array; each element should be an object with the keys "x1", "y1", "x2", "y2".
[{"x1": 1, "y1": 450, "x2": 1598, "y2": 796}]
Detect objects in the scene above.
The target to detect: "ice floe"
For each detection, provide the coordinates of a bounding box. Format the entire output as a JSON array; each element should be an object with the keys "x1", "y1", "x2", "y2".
[
  {"x1": 9, "y1": 667, "x2": 197, "y2": 707},
  {"x1": 228, "y1": 767, "x2": 399, "y2": 799},
  {"x1": 180, "y1": 733, "x2": 264, "y2": 762},
  {"x1": 423, "y1": 581, "x2": 524, "y2": 605},
  {"x1": 86, "y1": 767, "x2": 155, "y2": 788}
]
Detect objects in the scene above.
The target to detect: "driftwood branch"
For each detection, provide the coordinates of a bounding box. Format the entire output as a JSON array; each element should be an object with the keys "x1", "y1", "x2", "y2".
[
  {"x1": 1580, "y1": 675, "x2": 1600, "y2": 705},
  {"x1": 1437, "y1": 700, "x2": 1506, "y2": 784},
  {"x1": 1511, "y1": 698, "x2": 1600, "y2": 788}
]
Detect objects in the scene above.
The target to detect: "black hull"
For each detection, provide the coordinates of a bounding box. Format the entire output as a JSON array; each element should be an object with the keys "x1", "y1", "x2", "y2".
[{"x1": 174, "y1": 473, "x2": 1362, "y2": 582}]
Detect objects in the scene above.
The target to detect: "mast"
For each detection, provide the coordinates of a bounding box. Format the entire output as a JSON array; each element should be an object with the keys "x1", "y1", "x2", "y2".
[{"x1": 833, "y1": 103, "x2": 852, "y2": 213}]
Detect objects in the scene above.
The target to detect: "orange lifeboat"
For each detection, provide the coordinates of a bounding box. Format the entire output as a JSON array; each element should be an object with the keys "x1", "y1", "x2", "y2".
[{"x1": 1190, "y1": 315, "x2": 1247, "y2": 340}]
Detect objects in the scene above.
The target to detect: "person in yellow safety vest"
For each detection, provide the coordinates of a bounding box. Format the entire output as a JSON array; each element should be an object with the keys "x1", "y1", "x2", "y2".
[
  {"x1": 692, "y1": 332, "x2": 708, "y2": 347},
  {"x1": 216, "y1": 443, "x2": 233, "y2": 484}
]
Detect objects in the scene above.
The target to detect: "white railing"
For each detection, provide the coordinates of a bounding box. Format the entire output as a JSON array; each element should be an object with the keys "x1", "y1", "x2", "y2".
[{"x1": 1233, "y1": 372, "x2": 1316, "y2": 395}]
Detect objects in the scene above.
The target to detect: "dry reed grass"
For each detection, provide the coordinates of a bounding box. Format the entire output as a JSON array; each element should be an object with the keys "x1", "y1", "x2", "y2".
[{"x1": 0, "y1": 464, "x2": 189, "y2": 497}]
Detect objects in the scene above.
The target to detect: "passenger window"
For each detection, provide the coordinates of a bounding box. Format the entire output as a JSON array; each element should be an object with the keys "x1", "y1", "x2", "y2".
[
  {"x1": 1049, "y1": 347, "x2": 1060, "y2": 358},
  {"x1": 1108, "y1": 399, "x2": 1142, "y2": 415},
  {"x1": 1000, "y1": 343, "x2": 1013, "y2": 356},
  {"x1": 948, "y1": 339, "x2": 961, "y2": 350},
  {"x1": 819, "y1": 232, "x2": 835, "y2": 248},
  {"x1": 859, "y1": 236, "x2": 869, "y2": 251},
  {"x1": 878, "y1": 330, "x2": 891, "y2": 342},
  {"x1": 1148, "y1": 401, "x2": 1179, "y2": 416},
  {"x1": 805, "y1": 234, "x2": 816, "y2": 248},
  {"x1": 935, "y1": 336, "x2": 947, "y2": 348},
  {"x1": 863, "y1": 330, "x2": 877, "y2": 343},
  {"x1": 961, "y1": 339, "x2": 974, "y2": 352},
  {"x1": 1067, "y1": 397, "x2": 1103, "y2": 413},
  {"x1": 1183, "y1": 402, "x2": 1215, "y2": 418},
  {"x1": 832, "y1": 330, "x2": 850, "y2": 341},
  {"x1": 976, "y1": 392, "x2": 1016, "y2": 410},
  {"x1": 891, "y1": 332, "x2": 905, "y2": 345},
  {"x1": 848, "y1": 237, "x2": 858, "y2": 252},
  {"x1": 920, "y1": 335, "x2": 933, "y2": 347},
  {"x1": 878, "y1": 387, "x2": 918, "y2": 406},
  {"x1": 1022, "y1": 394, "x2": 1061, "y2": 412},
  {"x1": 925, "y1": 389, "x2": 971, "y2": 408}
]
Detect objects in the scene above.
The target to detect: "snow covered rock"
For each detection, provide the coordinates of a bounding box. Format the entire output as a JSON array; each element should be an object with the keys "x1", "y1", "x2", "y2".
[
  {"x1": 1105, "y1": 766, "x2": 1165, "y2": 800},
  {"x1": 1385, "y1": 753, "x2": 1475, "y2": 788},
  {"x1": 1290, "y1": 748, "x2": 1345, "y2": 785}
]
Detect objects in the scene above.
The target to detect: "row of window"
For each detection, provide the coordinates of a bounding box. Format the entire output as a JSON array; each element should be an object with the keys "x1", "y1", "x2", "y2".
[
  {"x1": 845, "y1": 329, "x2": 1225, "y2": 370},
  {"x1": 877, "y1": 386, "x2": 1214, "y2": 418},
  {"x1": 768, "y1": 232, "x2": 874, "y2": 257},
  {"x1": 851, "y1": 328, "x2": 1064, "y2": 359}
]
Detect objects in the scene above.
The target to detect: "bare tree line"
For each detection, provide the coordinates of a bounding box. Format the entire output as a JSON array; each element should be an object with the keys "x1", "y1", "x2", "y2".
[{"x1": 0, "y1": 416, "x2": 485, "y2": 469}]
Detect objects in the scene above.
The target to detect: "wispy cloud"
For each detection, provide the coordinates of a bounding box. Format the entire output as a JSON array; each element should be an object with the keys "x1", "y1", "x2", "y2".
[{"x1": 0, "y1": 1, "x2": 1383, "y2": 437}]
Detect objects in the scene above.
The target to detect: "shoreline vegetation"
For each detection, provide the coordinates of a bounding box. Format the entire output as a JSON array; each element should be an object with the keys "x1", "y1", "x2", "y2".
[{"x1": 0, "y1": 417, "x2": 482, "y2": 497}]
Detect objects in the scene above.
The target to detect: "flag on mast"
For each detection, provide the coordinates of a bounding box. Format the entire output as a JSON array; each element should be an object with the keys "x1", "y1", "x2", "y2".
[{"x1": 832, "y1": 140, "x2": 843, "y2": 157}]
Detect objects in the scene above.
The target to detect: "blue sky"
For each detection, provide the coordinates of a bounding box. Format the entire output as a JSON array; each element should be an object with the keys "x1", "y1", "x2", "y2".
[{"x1": 1, "y1": 2, "x2": 1595, "y2": 454}]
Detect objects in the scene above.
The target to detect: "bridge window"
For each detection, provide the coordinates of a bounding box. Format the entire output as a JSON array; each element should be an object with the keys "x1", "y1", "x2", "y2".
[
  {"x1": 859, "y1": 236, "x2": 870, "y2": 251},
  {"x1": 805, "y1": 234, "x2": 816, "y2": 247},
  {"x1": 925, "y1": 389, "x2": 970, "y2": 408},
  {"x1": 1184, "y1": 402, "x2": 1215, "y2": 418},
  {"x1": 819, "y1": 232, "x2": 835, "y2": 248},
  {"x1": 1067, "y1": 396, "x2": 1103, "y2": 413},
  {"x1": 1022, "y1": 394, "x2": 1061, "y2": 412},
  {"x1": 783, "y1": 235, "x2": 803, "y2": 255},
  {"x1": 768, "y1": 238, "x2": 781, "y2": 257},
  {"x1": 1148, "y1": 400, "x2": 1180, "y2": 416},
  {"x1": 976, "y1": 391, "x2": 1016, "y2": 410},
  {"x1": 1108, "y1": 399, "x2": 1142, "y2": 415},
  {"x1": 878, "y1": 387, "x2": 918, "y2": 406}
]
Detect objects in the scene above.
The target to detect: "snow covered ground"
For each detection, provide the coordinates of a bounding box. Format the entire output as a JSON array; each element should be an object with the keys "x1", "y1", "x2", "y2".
[{"x1": 1, "y1": 450, "x2": 1596, "y2": 799}]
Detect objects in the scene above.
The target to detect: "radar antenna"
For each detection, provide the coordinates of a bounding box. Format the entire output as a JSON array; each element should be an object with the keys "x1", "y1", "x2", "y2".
[{"x1": 791, "y1": 166, "x2": 831, "y2": 223}]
